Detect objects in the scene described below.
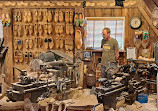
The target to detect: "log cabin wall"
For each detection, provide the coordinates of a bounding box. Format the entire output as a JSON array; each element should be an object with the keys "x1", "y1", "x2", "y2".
[{"x1": 0, "y1": 0, "x2": 158, "y2": 86}]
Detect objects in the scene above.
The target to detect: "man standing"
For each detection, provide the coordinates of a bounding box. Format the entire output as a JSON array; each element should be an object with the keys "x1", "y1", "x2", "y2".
[{"x1": 101, "y1": 27, "x2": 119, "y2": 78}]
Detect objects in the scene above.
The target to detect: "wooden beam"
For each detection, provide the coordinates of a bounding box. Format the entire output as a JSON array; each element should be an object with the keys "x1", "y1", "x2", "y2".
[
  {"x1": 153, "y1": 0, "x2": 158, "y2": 7},
  {"x1": 143, "y1": 0, "x2": 157, "y2": 13},
  {"x1": 138, "y1": 7, "x2": 158, "y2": 36}
]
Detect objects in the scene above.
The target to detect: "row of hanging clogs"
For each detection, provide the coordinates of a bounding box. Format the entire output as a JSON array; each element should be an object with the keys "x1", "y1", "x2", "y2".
[
  {"x1": 15, "y1": 9, "x2": 74, "y2": 23},
  {"x1": 1, "y1": 12, "x2": 11, "y2": 26},
  {"x1": 14, "y1": 51, "x2": 42, "y2": 63},
  {"x1": 74, "y1": 13, "x2": 85, "y2": 27}
]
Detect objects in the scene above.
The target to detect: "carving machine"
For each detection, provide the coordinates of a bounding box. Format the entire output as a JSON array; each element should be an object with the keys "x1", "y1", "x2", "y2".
[
  {"x1": 7, "y1": 50, "x2": 78, "y2": 103},
  {"x1": 95, "y1": 62, "x2": 157, "y2": 111}
]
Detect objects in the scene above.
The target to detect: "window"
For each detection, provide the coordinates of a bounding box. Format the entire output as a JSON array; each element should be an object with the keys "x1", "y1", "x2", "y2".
[{"x1": 86, "y1": 17, "x2": 125, "y2": 50}]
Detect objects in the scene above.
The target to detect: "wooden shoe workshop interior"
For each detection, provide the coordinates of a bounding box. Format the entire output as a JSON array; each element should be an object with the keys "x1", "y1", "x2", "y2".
[{"x1": 0, "y1": 0, "x2": 158, "y2": 111}]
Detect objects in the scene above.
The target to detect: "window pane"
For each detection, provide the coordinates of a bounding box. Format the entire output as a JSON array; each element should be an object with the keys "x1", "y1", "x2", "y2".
[{"x1": 86, "y1": 18, "x2": 124, "y2": 50}]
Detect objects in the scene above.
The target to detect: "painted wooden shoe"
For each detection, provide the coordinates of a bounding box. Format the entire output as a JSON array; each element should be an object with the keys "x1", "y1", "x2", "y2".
[
  {"x1": 14, "y1": 39, "x2": 18, "y2": 50},
  {"x1": 38, "y1": 11, "x2": 43, "y2": 22},
  {"x1": 34, "y1": 24, "x2": 38, "y2": 36},
  {"x1": 24, "y1": 11, "x2": 28, "y2": 23},
  {"x1": 14, "y1": 50, "x2": 19, "y2": 63},
  {"x1": 70, "y1": 10, "x2": 74, "y2": 23},
  {"x1": 27, "y1": 11, "x2": 32, "y2": 23},
  {"x1": 65, "y1": 23, "x2": 70, "y2": 35},
  {"x1": 29, "y1": 52, "x2": 33, "y2": 62},
  {"x1": 13, "y1": 24, "x2": 18, "y2": 36},
  {"x1": 74, "y1": 13, "x2": 79, "y2": 27},
  {"x1": 69, "y1": 23, "x2": 74, "y2": 35},
  {"x1": 38, "y1": 24, "x2": 43, "y2": 36},
  {"x1": 134, "y1": 38, "x2": 141, "y2": 49},
  {"x1": 44, "y1": 24, "x2": 48, "y2": 35},
  {"x1": 48, "y1": 38, "x2": 53, "y2": 49},
  {"x1": 75, "y1": 30, "x2": 82, "y2": 49},
  {"x1": 38, "y1": 38, "x2": 42, "y2": 48},
  {"x1": 29, "y1": 39, "x2": 33, "y2": 49},
  {"x1": 25, "y1": 39, "x2": 29, "y2": 49},
  {"x1": 24, "y1": 24, "x2": 29, "y2": 36},
  {"x1": 14, "y1": 11, "x2": 18, "y2": 22},
  {"x1": 18, "y1": 11, "x2": 22, "y2": 22},
  {"x1": 19, "y1": 51, "x2": 23, "y2": 63},
  {"x1": 54, "y1": 9, "x2": 59, "y2": 22},
  {"x1": 48, "y1": 23, "x2": 53, "y2": 35},
  {"x1": 59, "y1": 23, "x2": 63, "y2": 34},
  {"x1": 24, "y1": 52, "x2": 29, "y2": 64},
  {"x1": 79, "y1": 13, "x2": 85, "y2": 27},
  {"x1": 44, "y1": 38, "x2": 49, "y2": 49},
  {"x1": 43, "y1": 10, "x2": 48, "y2": 22},
  {"x1": 1, "y1": 12, "x2": 6, "y2": 26},
  {"x1": 29, "y1": 24, "x2": 34, "y2": 35},
  {"x1": 5, "y1": 12, "x2": 11, "y2": 26},
  {"x1": 65, "y1": 10, "x2": 69, "y2": 23},
  {"x1": 55, "y1": 23, "x2": 59, "y2": 34},
  {"x1": 48, "y1": 10, "x2": 52, "y2": 22},
  {"x1": 142, "y1": 38, "x2": 149, "y2": 49},
  {"x1": 17, "y1": 39, "x2": 23, "y2": 50},
  {"x1": 34, "y1": 10, "x2": 38, "y2": 22}
]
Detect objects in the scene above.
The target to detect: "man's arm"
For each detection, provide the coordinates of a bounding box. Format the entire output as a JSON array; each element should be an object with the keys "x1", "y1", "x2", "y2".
[{"x1": 114, "y1": 40, "x2": 119, "y2": 61}]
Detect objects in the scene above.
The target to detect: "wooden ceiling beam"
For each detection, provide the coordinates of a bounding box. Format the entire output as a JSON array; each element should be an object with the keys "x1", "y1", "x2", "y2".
[{"x1": 138, "y1": 6, "x2": 158, "y2": 36}]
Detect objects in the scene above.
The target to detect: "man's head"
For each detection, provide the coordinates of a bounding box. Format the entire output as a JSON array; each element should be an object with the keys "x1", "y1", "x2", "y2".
[{"x1": 102, "y1": 27, "x2": 111, "y2": 40}]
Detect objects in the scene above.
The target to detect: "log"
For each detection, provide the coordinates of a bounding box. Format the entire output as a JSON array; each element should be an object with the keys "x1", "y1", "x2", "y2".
[{"x1": 0, "y1": 101, "x2": 24, "y2": 111}]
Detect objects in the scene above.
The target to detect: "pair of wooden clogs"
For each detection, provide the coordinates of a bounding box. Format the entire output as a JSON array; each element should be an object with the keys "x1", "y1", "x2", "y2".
[
  {"x1": 24, "y1": 11, "x2": 32, "y2": 23},
  {"x1": 34, "y1": 38, "x2": 42, "y2": 48},
  {"x1": 24, "y1": 24, "x2": 34, "y2": 36},
  {"x1": 1, "y1": 11, "x2": 11, "y2": 26},
  {"x1": 74, "y1": 13, "x2": 85, "y2": 27},
  {"x1": 55, "y1": 9, "x2": 64, "y2": 22},
  {"x1": 34, "y1": 10, "x2": 43, "y2": 22},
  {"x1": 25, "y1": 39, "x2": 34, "y2": 49},
  {"x1": 14, "y1": 24, "x2": 23, "y2": 37},
  {"x1": 55, "y1": 23, "x2": 64, "y2": 34},
  {"x1": 55, "y1": 34, "x2": 64, "y2": 49},
  {"x1": 14, "y1": 39, "x2": 23, "y2": 50},
  {"x1": 65, "y1": 10, "x2": 74, "y2": 23},
  {"x1": 65, "y1": 23, "x2": 74, "y2": 35},
  {"x1": 44, "y1": 24, "x2": 53, "y2": 35},
  {"x1": 43, "y1": 10, "x2": 53, "y2": 22},
  {"x1": 14, "y1": 11, "x2": 22, "y2": 22},
  {"x1": 65, "y1": 38, "x2": 73, "y2": 50},
  {"x1": 24, "y1": 52, "x2": 33, "y2": 64},
  {"x1": 34, "y1": 24, "x2": 44, "y2": 36},
  {"x1": 14, "y1": 50, "x2": 23, "y2": 63},
  {"x1": 44, "y1": 38, "x2": 54, "y2": 49}
]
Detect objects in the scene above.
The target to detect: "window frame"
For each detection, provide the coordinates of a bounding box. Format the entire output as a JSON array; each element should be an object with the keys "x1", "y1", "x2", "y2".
[{"x1": 85, "y1": 17, "x2": 125, "y2": 51}]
